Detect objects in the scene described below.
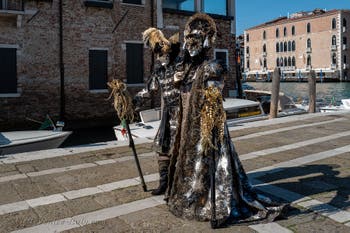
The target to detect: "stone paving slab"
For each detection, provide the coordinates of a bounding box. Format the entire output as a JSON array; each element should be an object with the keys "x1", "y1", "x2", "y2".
[
  {"x1": 241, "y1": 137, "x2": 350, "y2": 171},
  {"x1": 229, "y1": 115, "x2": 343, "y2": 138}
]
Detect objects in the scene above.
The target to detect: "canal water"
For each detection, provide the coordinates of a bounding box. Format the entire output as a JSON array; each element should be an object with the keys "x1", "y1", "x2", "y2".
[{"x1": 245, "y1": 82, "x2": 350, "y2": 106}]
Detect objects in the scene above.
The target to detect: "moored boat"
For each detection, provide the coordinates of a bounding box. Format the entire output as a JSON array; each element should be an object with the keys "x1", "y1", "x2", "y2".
[
  {"x1": 319, "y1": 99, "x2": 350, "y2": 112},
  {"x1": 0, "y1": 130, "x2": 72, "y2": 156},
  {"x1": 114, "y1": 98, "x2": 266, "y2": 140}
]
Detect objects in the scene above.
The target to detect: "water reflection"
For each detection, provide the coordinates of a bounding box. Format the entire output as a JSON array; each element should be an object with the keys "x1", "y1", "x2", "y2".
[{"x1": 246, "y1": 82, "x2": 350, "y2": 106}]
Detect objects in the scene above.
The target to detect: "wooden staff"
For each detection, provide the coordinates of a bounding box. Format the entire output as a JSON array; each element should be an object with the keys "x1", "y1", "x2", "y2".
[{"x1": 107, "y1": 79, "x2": 147, "y2": 192}]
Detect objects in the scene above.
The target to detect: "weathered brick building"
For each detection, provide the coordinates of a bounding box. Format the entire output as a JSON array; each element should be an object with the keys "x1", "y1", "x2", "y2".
[
  {"x1": 0, "y1": 0, "x2": 236, "y2": 130},
  {"x1": 244, "y1": 9, "x2": 350, "y2": 82}
]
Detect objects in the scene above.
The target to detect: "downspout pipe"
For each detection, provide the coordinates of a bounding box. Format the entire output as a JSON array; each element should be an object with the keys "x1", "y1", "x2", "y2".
[
  {"x1": 150, "y1": 0, "x2": 155, "y2": 108},
  {"x1": 59, "y1": 0, "x2": 65, "y2": 121}
]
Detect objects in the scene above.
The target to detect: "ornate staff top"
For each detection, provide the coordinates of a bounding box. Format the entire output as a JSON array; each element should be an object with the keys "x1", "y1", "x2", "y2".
[{"x1": 107, "y1": 79, "x2": 134, "y2": 122}]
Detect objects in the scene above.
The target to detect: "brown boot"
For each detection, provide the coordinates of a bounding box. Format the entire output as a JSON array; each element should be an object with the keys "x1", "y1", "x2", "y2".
[{"x1": 151, "y1": 160, "x2": 169, "y2": 195}]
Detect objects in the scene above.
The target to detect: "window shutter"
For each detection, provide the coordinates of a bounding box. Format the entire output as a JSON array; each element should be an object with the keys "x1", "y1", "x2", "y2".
[
  {"x1": 0, "y1": 48, "x2": 17, "y2": 93},
  {"x1": 126, "y1": 43, "x2": 144, "y2": 84},
  {"x1": 89, "y1": 50, "x2": 108, "y2": 90}
]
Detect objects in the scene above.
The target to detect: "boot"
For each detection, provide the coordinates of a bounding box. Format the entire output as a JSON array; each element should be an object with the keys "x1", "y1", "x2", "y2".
[{"x1": 152, "y1": 160, "x2": 170, "y2": 195}]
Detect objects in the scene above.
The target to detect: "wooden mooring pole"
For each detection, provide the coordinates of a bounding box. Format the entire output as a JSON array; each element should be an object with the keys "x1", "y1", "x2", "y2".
[
  {"x1": 269, "y1": 68, "x2": 280, "y2": 119},
  {"x1": 308, "y1": 70, "x2": 316, "y2": 113}
]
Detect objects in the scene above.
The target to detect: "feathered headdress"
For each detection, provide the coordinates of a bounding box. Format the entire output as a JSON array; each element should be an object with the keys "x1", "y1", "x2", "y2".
[
  {"x1": 142, "y1": 27, "x2": 171, "y2": 54},
  {"x1": 184, "y1": 13, "x2": 217, "y2": 48}
]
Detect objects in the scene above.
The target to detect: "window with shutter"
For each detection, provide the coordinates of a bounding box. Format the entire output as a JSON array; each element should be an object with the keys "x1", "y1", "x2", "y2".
[
  {"x1": 89, "y1": 49, "x2": 108, "y2": 90},
  {"x1": 0, "y1": 48, "x2": 17, "y2": 94},
  {"x1": 126, "y1": 43, "x2": 144, "y2": 84}
]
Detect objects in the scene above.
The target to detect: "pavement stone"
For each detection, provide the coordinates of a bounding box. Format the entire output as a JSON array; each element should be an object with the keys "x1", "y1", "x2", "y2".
[
  {"x1": 0, "y1": 164, "x2": 17, "y2": 174},
  {"x1": 15, "y1": 163, "x2": 36, "y2": 173},
  {"x1": 62, "y1": 217, "x2": 133, "y2": 233},
  {"x1": 0, "y1": 208, "x2": 40, "y2": 232},
  {"x1": 0, "y1": 182, "x2": 22, "y2": 205},
  {"x1": 32, "y1": 201, "x2": 74, "y2": 224},
  {"x1": 288, "y1": 215, "x2": 350, "y2": 233},
  {"x1": 93, "y1": 181, "x2": 158, "y2": 208},
  {"x1": 65, "y1": 196, "x2": 104, "y2": 216},
  {"x1": 30, "y1": 176, "x2": 67, "y2": 196}
]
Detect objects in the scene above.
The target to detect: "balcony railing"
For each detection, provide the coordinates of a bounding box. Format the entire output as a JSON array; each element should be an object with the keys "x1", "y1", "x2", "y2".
[
  {"x1": 280, "y1": 66, "x2": 296, "y2": 71},
  {"x1": 306, "y1": 47, "x2": 312, "y2": 53},
  {"x1": 0, "y1": 0, "x2": 24, "y2": 11},
  {"x1": 331, "y1": 63, "x2": 337, "y2": 69},
  {"x1": 262, "y1": 52, "x2": 267, "y2": 57},
  {"x1": 306, "y1": 65, "x2": 312, "y2": 70},
  {"x1": 331, "y1": 45, "x2": 337, "y2": 51}
]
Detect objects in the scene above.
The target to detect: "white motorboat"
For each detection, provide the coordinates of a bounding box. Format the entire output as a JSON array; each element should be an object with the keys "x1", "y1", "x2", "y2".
[
  {"x1": 319, "y1": 99, "x2": 350, "y2": 113},
  {"x1": 243, "y1": 89, "x2": 307, "y2": 116},
  {"x1": 114, "y1": 98, "x2": 267, "y2": 140},
  {"x1": 0, "y1": 130, "x2": 72, "y2": 156}
]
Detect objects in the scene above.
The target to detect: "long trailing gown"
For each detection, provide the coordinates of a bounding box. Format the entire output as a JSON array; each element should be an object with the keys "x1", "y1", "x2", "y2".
[{"x1": 166, "y1": 58, "x2": 287, "y2": 225}]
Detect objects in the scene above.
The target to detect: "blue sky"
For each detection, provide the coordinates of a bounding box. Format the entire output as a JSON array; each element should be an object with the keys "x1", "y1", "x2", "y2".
[{"x1": 236, "y1": 0, "x2": 350, "y2": 35}]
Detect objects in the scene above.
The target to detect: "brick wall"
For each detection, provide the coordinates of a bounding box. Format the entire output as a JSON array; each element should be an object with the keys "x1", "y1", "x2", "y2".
[{"x1": 0, "y1": 1, "x2": 236, "y2": 130}]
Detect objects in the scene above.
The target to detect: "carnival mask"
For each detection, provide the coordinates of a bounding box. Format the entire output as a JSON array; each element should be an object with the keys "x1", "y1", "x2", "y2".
[{"x1": 184, "y1": 33, "x2": 204, "y2": 57}]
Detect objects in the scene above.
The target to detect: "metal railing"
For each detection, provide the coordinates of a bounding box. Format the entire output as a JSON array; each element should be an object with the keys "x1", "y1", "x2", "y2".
[{"x1": 0, "y1": 0, "x2": 24, "y2": 11}]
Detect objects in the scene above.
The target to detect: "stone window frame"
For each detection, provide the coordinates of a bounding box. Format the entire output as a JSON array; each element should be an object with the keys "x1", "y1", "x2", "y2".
[
  {"x1": 306, "y1": 22, "x2": 311, "y2": 33},
  {"x1": 332, "y1": 35, "x2": 337, "y2": 46},
  {"x1": 331, "y1": 53, "x2": 337, "y2": 65},
  {"x1": 292, "y1": 41, "x2": 296, "y2": 51},
  {"x1": 0, "y1": 44, "x2": 21, "y2": 98},
  {"x1": 307, "y1": 38, "x2": 312, "y2": 48},
  {"x1": 288, "y1": 41, "x2": 291, "y2": 52},
  {"x1": 214, "y1": 48, "x2": 229, "y2": 69},
  {"x1": 291, "y1": 25, "x2": 295, "y2": 36},
  {"x1": 279, "y1": 42, "x2": 283, "y2": 52},
  {"x1": 332, "y1": 18, "x2": 337, "y2": 30},
  {"x1": 307, "y1": 55, "x2": 311, "y2": 66},
  {"x1": 88, "y1": 47, "x2": 109, "y2": 93}
]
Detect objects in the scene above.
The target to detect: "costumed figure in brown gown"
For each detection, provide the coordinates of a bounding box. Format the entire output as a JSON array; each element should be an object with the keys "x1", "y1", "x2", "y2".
[
  {"x1": 135, "y1": 28, "x2": 181, "y2": 195},
  {"x1": 166, "y1": 13, "x2": 288, "y2": 227}
]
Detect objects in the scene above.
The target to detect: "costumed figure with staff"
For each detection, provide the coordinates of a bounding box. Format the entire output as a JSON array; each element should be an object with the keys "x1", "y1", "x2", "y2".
[
  {"x1": 166, "y1": 13, "x2": 289, "y2": 228},
  {"x1": 133, "y1": 28, "x2": 182, "y2": 195}
]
